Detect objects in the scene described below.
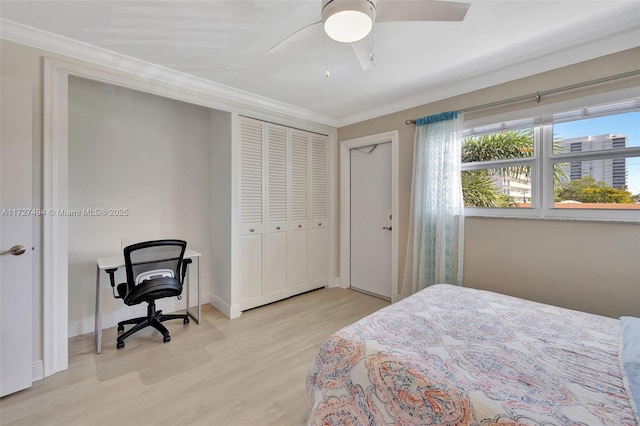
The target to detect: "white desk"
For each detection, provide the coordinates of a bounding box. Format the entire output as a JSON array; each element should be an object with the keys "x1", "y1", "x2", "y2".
[{"x1": 94, "y1": 249, "x2": 201, "y2": 353}]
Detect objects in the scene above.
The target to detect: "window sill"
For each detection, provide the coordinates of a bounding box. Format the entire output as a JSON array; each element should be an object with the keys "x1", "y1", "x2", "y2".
[{"x1": 464, "y1": 212, "x2": 639, "y2": 225}]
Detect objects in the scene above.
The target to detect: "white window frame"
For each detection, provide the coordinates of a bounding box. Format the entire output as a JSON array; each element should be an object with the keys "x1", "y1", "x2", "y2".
[{"x1": 462, "y1": 95, "x2": 640, "y2": 222}]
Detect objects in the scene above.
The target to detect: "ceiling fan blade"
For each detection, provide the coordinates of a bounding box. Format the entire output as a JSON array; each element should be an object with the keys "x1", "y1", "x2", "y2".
[
  {"x1": 376, "y1": 0, "x2": 470, "y2": 22},
  {"x1": 351, "y1": 37, "x2": 375, "y2": 71},
  {"x1": 268, "y1": 20, "x2": 323, "y2": 53}
]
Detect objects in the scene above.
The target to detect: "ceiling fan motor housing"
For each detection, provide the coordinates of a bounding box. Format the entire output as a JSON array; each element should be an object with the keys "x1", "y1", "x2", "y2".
[
  {"x1": 322, "y1": 0, "x2": 378, "y2": 43},
  {"x1": 321, "y1": 0, "x2": 377, "y2": 19}
]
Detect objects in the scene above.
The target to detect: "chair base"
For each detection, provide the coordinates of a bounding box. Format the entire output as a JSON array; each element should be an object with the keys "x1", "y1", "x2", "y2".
[{"x1": 116, "y1": 300, "x2": 189, "y2": 349}]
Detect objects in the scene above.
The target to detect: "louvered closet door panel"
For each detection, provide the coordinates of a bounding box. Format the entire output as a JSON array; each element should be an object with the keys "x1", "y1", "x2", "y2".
[
  {"x1": 309, "y1": 227, "x2": 329, "y2": 289},
  {"x1": 309, "y1": 134, "x2": 329, "y2": 288},
  {"x1": 238, "y1": 233, "x2": 264, "y2": 309},
  {"x1": 239, "y1": 117, "x2": 265, "y2": 310},
  {"x1": 240, "y1": 117, "x2": 264, "y2": 231},
  {"x1": 266, "y1": 231, "x2": 287, "y2": 302},
  {"x1": 267, "y1": 124, "x2": 287, "y2": 225},
  {"x1": 287, "y1": 227, "x2": 308, "y2": 294},
  {"x1": 265, "y1": 124, "x2": 288, "y2": 301},
  {"x1": 288, "y1": 129, "x2": 309, "y2": 293},
  {"x1": 310, "y1": 134, "x2": 328, "y2": 221},
  {"x1": 289, "y1": 130, "x2": 309, "y2": 227}
]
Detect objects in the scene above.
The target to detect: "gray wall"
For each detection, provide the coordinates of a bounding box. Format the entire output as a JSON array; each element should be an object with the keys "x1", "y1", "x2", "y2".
[
  {"x1": 68, "y1": 76, "x2": 213, "y2": 326},
  {"x1": 338, "y1": 47, "x2": 640, "y2": 318},
  {"x1": 464, "y1": 217, "x2": 639, "y2": 318}
]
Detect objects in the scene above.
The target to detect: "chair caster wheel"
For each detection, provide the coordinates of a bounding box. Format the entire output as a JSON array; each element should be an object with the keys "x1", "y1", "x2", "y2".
[
  {"x1": 183, "y1": 317, "x2": 190, "y2": 325},
  {"x1": 163, "y1": 335, "x2": 171, "y2": 343},
  {"x1": 116, "y1": 341, "x2": 125, "y2": 349},
  {"x1": 117, "y1": 325, "x2": 124, "y2": 333}
]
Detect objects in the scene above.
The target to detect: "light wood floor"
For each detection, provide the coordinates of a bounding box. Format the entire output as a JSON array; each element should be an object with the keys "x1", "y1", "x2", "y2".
[{"x1": 0, "y1": 288, "x2": 388, "y2": 426}]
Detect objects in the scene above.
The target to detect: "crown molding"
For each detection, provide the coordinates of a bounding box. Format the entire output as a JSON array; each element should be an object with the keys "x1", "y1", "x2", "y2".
[{"x1": 0, "y1": 18, "x2": 339, "y2": 128}]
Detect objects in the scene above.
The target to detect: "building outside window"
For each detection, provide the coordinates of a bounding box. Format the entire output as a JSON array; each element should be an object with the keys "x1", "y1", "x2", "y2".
[{"x1": 461, "y1": 99, "x2": 640, "y2": 220}]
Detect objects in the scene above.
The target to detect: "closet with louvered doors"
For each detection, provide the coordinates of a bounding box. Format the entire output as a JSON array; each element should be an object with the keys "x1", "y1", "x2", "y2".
[{"x1": 237, "y1": 117, "x2": 330, "y2": 311}]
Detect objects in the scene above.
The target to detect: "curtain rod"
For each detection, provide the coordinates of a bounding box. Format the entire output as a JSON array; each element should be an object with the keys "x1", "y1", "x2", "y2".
[{"x1": 404, "y1": 70, "x2": 640, "y2": 125}]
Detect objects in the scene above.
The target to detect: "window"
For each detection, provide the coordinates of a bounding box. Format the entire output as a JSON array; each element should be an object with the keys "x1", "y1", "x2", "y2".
[
  {"x1": 462, "y1": 128, "x2": 535, "y2": 209},
  {"x1": 462, "y1": 99, "x2": 640, "y2": 221}
]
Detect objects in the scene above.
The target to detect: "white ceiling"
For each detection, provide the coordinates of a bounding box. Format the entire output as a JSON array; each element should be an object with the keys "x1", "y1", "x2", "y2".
[{"x1": 1, "y1": 1, "x2": 639, "y2": 126}]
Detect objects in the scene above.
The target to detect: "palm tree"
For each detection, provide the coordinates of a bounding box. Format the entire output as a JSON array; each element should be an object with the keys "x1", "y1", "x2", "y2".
[
  {"x1": 462, "y1": 130, "x2": 534, "y2": 163},
  {"x1": 461, "y1": 170, "x2": 512, "y2": 207},
  {"x1": 461, "y1": 130, "x2": 567, "y2": 207},
  {"x1": 461, "y1": 130, "x2": 532, "y2": 207}
]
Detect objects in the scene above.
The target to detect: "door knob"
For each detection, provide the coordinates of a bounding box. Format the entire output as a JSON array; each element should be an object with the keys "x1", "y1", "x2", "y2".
[
  {"x1": 0, "y1": 244, "x2": 26, "y2": 256},
  {"x1": 382, "y1": 226, "x2": 392, "y2": 231}
]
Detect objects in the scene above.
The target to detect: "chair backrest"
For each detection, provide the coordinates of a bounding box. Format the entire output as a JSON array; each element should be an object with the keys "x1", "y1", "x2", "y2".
[{"x1": 123, "y1": 240, "x2": 187, "y2": 289}]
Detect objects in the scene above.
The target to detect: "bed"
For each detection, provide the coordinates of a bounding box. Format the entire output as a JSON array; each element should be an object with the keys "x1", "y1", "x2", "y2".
[{"x1": 307, "y1": 284, "x2": 640, "y2": 425}]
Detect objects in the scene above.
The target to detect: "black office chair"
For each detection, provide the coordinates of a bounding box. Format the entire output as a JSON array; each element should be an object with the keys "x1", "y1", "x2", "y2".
[{"x1": 106, "y1": 239, "x2": 191, "y2": 349}]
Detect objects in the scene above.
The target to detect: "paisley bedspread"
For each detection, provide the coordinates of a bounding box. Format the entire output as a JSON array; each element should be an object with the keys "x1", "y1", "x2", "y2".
[{"x1": 306, "y1": 284, "x2": 639, "y2": 425}]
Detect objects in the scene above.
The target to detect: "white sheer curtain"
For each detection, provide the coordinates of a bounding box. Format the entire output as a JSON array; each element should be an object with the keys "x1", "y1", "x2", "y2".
[{"x1": 402, "y1": 111, "x2": 464, "y2": 297}]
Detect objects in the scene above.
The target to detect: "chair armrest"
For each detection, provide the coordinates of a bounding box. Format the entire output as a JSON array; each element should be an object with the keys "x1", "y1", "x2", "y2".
[
  {"x1": 105, "y1": 268, "x2": 121, "y2": 299},
  {"x1": 181, "y1": 258, "x2": 193, "y2": 285}
]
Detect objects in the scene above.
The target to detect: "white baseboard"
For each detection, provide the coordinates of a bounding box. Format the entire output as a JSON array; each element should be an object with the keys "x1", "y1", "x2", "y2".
[
  {"x1": 229, "y1": 304, "x2": 242, "y2": 319},
  {"x1": 32, "y1": 360, "x2": 43, "y2": 382},
  {"x1": 209, "y1": 293, "x2": 242, "y2": 319}
]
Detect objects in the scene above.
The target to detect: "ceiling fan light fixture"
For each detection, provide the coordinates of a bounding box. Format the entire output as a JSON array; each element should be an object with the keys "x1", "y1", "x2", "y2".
[{"x1": 322, "y1": 0, "x2": 376, "y2": 43}]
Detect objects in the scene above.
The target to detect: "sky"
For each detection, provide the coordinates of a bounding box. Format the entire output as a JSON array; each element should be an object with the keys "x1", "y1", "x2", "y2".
[{"x1": 553, "y1": 110, "x2": 640, "y2": 195}]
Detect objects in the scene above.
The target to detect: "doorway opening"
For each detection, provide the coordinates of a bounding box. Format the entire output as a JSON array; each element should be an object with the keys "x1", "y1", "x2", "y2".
[{"x1": 350, "y1": 142, "x2": 392, "y2": 300}]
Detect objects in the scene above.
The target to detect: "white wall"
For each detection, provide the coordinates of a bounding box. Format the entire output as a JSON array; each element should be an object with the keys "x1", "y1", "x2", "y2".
[{"x1": 68, "y1": 76, "x2": 213, "y2": 331}]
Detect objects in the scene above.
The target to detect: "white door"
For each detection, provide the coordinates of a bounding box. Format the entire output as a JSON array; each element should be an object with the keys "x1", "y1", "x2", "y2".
[
  {"x1": 308, "y1": 134, "x2": 329, "y2": 289},
  {"x1": 265, "y1": 124, "x2": 288, "y2": 302},
  {"x1": 287, "y1": 130, "x2": 309, "y2": 294},
  {"x1": 0, "y1": 75, "x2": 33, "y2": 396},
  {"x1": 238, "y1": 117, "x2": 265, "y2": 310},
  {"x1": 350, "y1": 142, "x2": 392, "y2": 299}
]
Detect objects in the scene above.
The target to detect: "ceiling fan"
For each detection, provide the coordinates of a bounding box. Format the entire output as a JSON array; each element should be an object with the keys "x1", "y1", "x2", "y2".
[{"x1": 269, "y1": 0, "x2": 471, "y2": 71}]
